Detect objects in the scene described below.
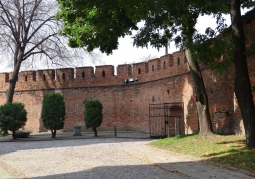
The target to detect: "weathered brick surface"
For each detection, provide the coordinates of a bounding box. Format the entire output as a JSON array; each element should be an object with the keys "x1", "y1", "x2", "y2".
[
  {"x1": 1, "y1": 18, "x2": 255, "y2": 134},
  {"x1": 0, "y1": 54, "x2": 242, "y2": 134}
]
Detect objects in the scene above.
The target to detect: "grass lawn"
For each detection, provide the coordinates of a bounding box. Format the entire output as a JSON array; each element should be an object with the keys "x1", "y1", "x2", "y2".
[{"x1": 149, "y1": 134, "x2": 255, "y2": 173}]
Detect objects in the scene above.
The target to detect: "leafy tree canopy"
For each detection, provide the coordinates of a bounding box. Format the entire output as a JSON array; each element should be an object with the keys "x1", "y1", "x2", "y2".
[
  {"x1": 84, "y1": 99, "x2": 103, "y2": 128},
  {"x1": 57, "y1": 0, "x2": 139, "y2": 54},
  {"x1": 41, "y1": 92, "x2": 66, "y2": 138},
  {"x1": 0, "y1": 102, "x2": 27, "y2": 139},
  {"x1": 84, "y1": 99, "x2": 103, "y2": 136},
  {"x1": 57, "y1": 0, "x2": 255, "y2": 146},
  {"x1": 57, "y1": 0, "x2": 251, "y2": 72}
]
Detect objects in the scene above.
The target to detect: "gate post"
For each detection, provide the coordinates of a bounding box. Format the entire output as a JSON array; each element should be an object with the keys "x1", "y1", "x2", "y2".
[
  {"x1": 114, "y1": 125, "x2": 117, "y2": 136},
  {"x1": 167, "y1": 118, "x2": 170, "y2": 137},
  {"x1": 175, "y1": 116, "x2": 180, "y2": 136}
]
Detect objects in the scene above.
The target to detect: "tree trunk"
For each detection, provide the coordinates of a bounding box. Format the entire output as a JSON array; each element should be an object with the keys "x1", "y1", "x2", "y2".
[
  {"x1": 12, "y1": 130, "x2": 16, "y2": 139},
  {"x1": 6, "y1": 56, "x2": 22, "y2": 103},
  {"x1": 92, "y1": 127, "x2": 98, "y2": 137},
  {"x1": 230, "y1": 0, "x2": 255, "y2": 148},
  {"x1": 185, "y1": 49, "x2": 213, "y2": 136},
  {"x1": 51, "y1": 129, "x2": 56, "y2": 138}
]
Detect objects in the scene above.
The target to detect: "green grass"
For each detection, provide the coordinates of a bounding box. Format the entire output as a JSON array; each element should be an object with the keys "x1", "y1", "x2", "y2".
[{"x1": 150, "y1": 134, "x2": 255, "y2": 173}]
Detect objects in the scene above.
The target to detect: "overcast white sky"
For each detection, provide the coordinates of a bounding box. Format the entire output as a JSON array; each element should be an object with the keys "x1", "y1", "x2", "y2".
[
  {"x1": 94, "y1": 8, "x2": 252, "y2": 68},
  {"x1": 0, "y1": 13, "x2": 234, "y2": 72},
  {"x1": 88, "y1": 14, "x2": 232, "y2": 68}
]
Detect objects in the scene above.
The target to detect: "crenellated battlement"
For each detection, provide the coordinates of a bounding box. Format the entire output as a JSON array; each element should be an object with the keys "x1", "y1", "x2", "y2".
[
  {"x1": 0, "y1": 50, "x2": 189, "y2": 92},
  {"x1": 1, "y1": 13, "x2": 255, "y2": 134}
]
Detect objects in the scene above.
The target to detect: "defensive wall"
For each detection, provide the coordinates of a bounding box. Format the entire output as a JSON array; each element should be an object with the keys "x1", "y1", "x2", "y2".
[
  {"x1": 1, "y1": 13, "x2": 255, "y2": 135},
  {"x1": 0, "y1": 50, "x2": 246, "y2": 135}
]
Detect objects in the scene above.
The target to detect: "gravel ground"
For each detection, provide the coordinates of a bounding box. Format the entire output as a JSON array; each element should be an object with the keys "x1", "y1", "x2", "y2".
[{"x1": 0, "y1": 137, "x2": 253, "y2": 179}]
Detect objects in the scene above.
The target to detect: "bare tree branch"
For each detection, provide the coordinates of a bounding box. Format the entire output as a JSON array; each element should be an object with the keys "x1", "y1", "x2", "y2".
[
  {"x1": 0, "y1": 0, "x2": 100, "y2": 103},
  {"x1": 23, "y1": 32, "x2": 57, "y2": 60}
]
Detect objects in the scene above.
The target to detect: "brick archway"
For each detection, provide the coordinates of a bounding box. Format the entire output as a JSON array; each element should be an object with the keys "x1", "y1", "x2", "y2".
[
  {"x1": 149, "y1": 103, "x2": 184, "y2": 138},
  {"x1": 168, "y1": 105, "x2": 184, "y2": 136}
]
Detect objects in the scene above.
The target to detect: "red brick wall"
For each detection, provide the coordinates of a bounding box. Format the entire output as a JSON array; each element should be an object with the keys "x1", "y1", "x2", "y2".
[
  {"x1": 0, "y1": 57, "x2": 246, "y2": 135},
  {"x1": 0, "y1": 57, "x2": 197, "y2": 133},
  {"x1": 2, "y1": 18, "x2": 255, "y2": 134},
  {"x1": 0, "y1": 49, "x2": 245, "y2": 134}
]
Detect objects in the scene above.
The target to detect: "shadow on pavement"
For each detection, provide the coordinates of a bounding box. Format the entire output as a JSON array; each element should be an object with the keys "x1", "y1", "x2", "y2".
[
  {"x1": 0, "y1": 131, "x2": 152, "y2": 157},
  {"x1": 24, "y1": 161, "x2": 252, "y2": 179}
]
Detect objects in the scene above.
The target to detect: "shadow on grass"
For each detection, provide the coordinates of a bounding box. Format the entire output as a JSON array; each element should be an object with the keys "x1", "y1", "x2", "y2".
[
  {"x1": 171, "y1": 133, "x2": 198, "y2": 140},
  {"x1": 201, "y1": 149, "x2": 245, "y2": 157},
  {"x1": 203, "y1": 149, "x2": 255, "y2": 173},
  {"x1": 201, "y1": 137, "x2": 254, "y2": 172},
  {"x1": 151, "y1": 133, "x2": 255, "y2": 173},
  {"x1": 217, "y1": 139, "x2": 245, "y2": 145}
]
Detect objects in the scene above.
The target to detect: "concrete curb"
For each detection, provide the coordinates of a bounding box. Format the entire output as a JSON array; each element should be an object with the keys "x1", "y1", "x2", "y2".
[{"x1": 0, "y1": 131, "x2": 151, "y2": 143}]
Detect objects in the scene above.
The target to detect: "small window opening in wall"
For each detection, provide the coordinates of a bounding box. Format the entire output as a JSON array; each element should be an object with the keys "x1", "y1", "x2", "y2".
[
  {"x1": 62, "y1": 73, "x2": 66, "y2": 80},
  {"x1": 177, "y1": 57, "x2": 180, "y2": 65},
  {"x1": 102, "y1": 71, "x2": 105, "y2": 77},
  {"x1": 25, "y1": 75, "x2": 27, "y2": 81},
  {"x1": 82, "y1": 72, "x2": 85, "y2": 78},
  {"x1": 43, "y1": 74, "x2": 46, "y2": 81},
  {"x1": 167, "y1": 89, "x2": 169, "y2": 94},
  {"x1": 5, "y1": 73, "x2": 9, "y2": 82},
  {"x1": 163, "y1": 61, "x2": 166, "y2": 69},
  {"x1": 138, "y1": 68, "x2": 141, "y2": 74},
  {"x1": 33, "y1": 72, "x2": 36, "y2": 81},
  {"x1": 152, "y1": 65, "x2": 154, "y2": 71},
  {"x1": 52, "y1": 71, "x2": 56, "y2": 80}
]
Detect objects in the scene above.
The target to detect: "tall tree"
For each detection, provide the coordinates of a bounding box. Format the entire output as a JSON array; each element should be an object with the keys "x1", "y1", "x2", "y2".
[
  {"x1": 58, "y1": 0, "x2": 255, "y2": 147},
  {"x1": 41, "y1": 92, "x2": 66, "y2": 138},
  {"x1": 0, "y1": 102, "x2": 27, "y2": 139},
  {"x1": 84, "y1": 99, "x2": 103, "y2": 137},
  {"x1": 190, "y1": 0, "x2": 255, "y2": 148},
  {"x1": 0, "y1": 0, "x2": 94, "y2": 103},
  {"x1": 229, "y1": 0, "x2": 255, "y2": 148},
  {"x1": 57, "y1": 0, "x2": 216, "y2": 136}
]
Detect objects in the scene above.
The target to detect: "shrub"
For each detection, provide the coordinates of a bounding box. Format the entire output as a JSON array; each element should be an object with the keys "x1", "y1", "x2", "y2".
[
  {"x1": 0, "y1": 103, "x2": 27, "y2": 139},
  {"x1": 15, "y1": 130, "x2": 30, "y2": 138},
  {"x1": 84, "y1": 99, "x2": 103, "y2": 137},
  {"x1": 41, "y1": 92, "x2": 66, "y2": 138},
  {"x1": 0, "y1": 130, "x2": 4, "y2": 137}
]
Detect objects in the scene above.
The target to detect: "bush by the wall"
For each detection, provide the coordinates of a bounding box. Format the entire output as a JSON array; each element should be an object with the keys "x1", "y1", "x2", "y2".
[
  {"x1": 41, "y1": 92, "x2": 66, "y2": 138},
  {"x1": 0, "y1": 103, "x2": 27, "y2": 139},
  {"x1": 84, "y1": 99, "x2": 103, "y2": 137}
]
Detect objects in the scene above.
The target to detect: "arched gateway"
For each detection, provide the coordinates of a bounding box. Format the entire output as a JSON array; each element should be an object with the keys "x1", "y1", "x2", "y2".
[{"x1": 149, "y1": 103, "x2": 184, "y2": 138}]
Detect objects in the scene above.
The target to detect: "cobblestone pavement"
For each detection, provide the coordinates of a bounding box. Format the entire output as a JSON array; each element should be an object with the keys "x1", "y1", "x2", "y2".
[{"x1": 0, "y1": 133, "x2": 254, "y2": 179}]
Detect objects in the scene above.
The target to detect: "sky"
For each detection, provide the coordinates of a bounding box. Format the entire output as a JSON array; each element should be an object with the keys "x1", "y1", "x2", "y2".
[
  {"x1": 91, "y1": 8, "x2": 251, "y2": 68},
  {"x1": 0, "y1": 13, "x2": 234, "y2": 72},
  {"x1": 88, "y1": 14, "x2": 231, "y2": 68}
]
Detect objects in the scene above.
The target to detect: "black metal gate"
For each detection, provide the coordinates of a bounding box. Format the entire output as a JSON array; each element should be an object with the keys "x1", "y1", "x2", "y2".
[{"x1": 149, "y1": 102, "x2": 184, "y2": 139}]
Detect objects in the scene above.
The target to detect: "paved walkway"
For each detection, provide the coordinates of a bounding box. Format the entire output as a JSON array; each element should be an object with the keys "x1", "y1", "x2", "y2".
[{"x1": 0, "y1": 131, "x2": 254, "y2": 179}]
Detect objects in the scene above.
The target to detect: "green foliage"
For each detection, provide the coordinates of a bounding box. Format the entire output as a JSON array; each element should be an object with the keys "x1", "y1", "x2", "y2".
[
  {"x1": 57, "y1": 0, "x2": 234, "y2": 72},
  {"x1": 15, "y1": 130, "x2": 30, "y2": 138},
  {"x1": 192, "y1": 35, "x2": 234, "y2": 73},
  {"x1": 56, "y1": 0, "x2": 138, "y2": 55},
  {"x1": 0, "y1": 130, "x2": 4, "y2": 137},
  {"x1": 41, "y1": 92, "x2": 66, "y2": 137},
  {"x1": 84, "y1": 100, "x2": 103, "y2": 129},
  {"x1": 150, "y1": 134, "x2": 255, "y2": 173},
  {"x1": 0, "y1": 103, "x2": 27, "y2": 138}
]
